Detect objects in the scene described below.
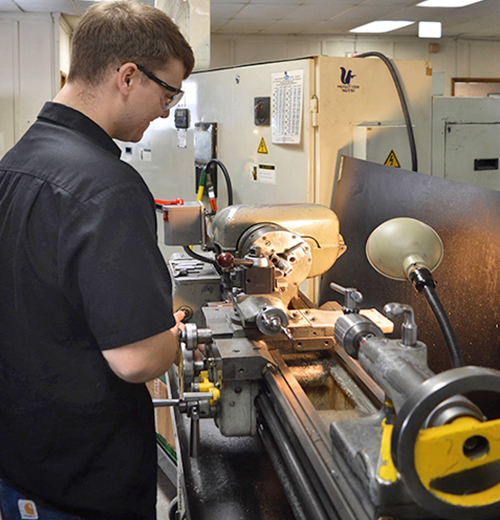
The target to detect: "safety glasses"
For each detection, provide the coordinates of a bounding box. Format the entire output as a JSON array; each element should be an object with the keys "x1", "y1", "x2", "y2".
[{"x1": 135, "y1": 64, "x2": 184, "y2": 111}]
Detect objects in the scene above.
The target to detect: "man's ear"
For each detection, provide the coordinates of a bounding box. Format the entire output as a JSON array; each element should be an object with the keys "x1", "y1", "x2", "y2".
[{"x1": 116, "y1": 63, "x2": 138, "y2": 95}]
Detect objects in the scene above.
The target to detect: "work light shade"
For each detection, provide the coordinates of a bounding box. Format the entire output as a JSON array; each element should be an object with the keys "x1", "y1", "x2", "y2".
[{"x1": 365, "y1": 217, "x2": 443, "y2": 281}]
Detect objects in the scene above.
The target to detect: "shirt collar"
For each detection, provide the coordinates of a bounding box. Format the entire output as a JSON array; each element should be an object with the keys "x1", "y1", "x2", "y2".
[{"x1": 37, "y1": 102, "x2": 122, "y2": 159}]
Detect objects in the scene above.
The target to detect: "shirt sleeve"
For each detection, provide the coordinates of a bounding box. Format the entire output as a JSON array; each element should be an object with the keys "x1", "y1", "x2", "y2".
[{"x1": 58, "y1": 181, "x2": 176, "y2": 350}]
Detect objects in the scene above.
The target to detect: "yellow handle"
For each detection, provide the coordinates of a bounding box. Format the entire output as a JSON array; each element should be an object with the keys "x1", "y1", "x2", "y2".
[{"x1": 414, "y1": 416, "x2": 500, "y2": 507}]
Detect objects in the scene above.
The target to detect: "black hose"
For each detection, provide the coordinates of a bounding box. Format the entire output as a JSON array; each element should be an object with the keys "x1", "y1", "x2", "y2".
[
  {"x1": 420, "y1": 284, "x2": 465, "y2": 368},
  {"x1": 183, "y1": 160, "x2": 231, "y2": 269},
  {"x1": 205, "y1": 158, "x2": 233, "y2": 206},
  {"x1": 354, "y1": 51, "x2": 418, "y2": 172},
  {"x1": 182, "y1": 245, "x2": 221, "y2": 274}
]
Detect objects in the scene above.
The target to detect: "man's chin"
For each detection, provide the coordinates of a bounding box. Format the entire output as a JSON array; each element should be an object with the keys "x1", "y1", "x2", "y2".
[
  {"x1": 113, "y1": 123, "x2": 150, "y2": 144},
  {"x1": 116, "y1": 133, "x2": 145, "y2": 144}
]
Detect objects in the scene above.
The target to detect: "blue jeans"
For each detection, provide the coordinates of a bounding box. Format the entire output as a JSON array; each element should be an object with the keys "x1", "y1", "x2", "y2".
[{"x1": 0, "y1": 479, "x2": 82, "y2": 520}]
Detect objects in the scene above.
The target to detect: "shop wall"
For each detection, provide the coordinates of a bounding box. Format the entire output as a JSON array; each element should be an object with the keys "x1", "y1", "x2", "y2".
[{"x1": 210, "y1": 34, "x2": 500, "y2": 97}]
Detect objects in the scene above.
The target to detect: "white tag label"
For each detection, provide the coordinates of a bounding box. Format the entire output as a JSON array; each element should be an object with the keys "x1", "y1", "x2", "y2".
[
  {"x1": 18, "y1": 500, "x2": 39, "y2": 519},
  {"x1": 140, "y1": 148, "x2": 152, "y2": 161},
  {"x1": 252, "y1": 164, "x2": 276, "y2": 184}
]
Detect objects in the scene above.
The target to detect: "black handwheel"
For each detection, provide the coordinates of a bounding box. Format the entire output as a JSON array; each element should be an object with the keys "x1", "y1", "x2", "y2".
[{"x1": 391, "y1": 366, "x2": 500, "y2": 520}]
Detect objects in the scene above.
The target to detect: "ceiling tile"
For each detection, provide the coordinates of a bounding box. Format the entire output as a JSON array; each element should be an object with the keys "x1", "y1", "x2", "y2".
[
  {"x1": 211, "y1": 2, "x2": 246, "y2": 18},
  {"x1": 249, "y1": 0, "x2": 304, "y2": 4},
  {"x1": 0, "y1": 0, "x2": 499, "y2": 40},
  {"x1": 283, "y1": 4, "x2": 354, "y2": 22},
  {"x1": 235, "y1": 3, "x2": 299, "y2": 19},
  {"x1": 17, "y1": 0, "x2": 80, "y2": 14},
  {"x1": 219, "y1": 18, "x2": 276, "y2": 33},
  {"x1": 0, "y1": 0, "x2": 20, "y2": 12}
]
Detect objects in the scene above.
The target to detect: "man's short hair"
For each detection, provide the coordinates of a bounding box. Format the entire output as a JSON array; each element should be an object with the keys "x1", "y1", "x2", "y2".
[{"x1": 68, "y1": 0, "x2": 195, "y2": 85}]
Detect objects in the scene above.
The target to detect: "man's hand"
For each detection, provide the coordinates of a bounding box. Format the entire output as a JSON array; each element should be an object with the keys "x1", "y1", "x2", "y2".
[
  {"x1": 174, "y1": 309, "x2": 186, "y2": 332},
  {"x1": 173, "y1": 309, "x2": 185, "y2": 367}
]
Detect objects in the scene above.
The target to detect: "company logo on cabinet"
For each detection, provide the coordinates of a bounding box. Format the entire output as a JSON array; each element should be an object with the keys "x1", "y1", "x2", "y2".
[{"x1": 338, "y1": 67, "x2": 359, "y2": 93}]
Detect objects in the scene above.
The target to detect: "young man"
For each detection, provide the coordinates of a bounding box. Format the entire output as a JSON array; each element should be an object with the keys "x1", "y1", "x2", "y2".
[{"x1": 0, "y1": 2, "x2": 194, "y2": 518}]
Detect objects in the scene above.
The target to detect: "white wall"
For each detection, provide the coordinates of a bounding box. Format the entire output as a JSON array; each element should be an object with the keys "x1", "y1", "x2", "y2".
[
  {"x1": 210, "y1": 34, "x2": 500, "y2": 97},
  {"x1": 59, "y1": 15, "x2": 72, "y2": 76},
  {"x1": 0, "y1": 13, "x2": 59, "y2": 156}
]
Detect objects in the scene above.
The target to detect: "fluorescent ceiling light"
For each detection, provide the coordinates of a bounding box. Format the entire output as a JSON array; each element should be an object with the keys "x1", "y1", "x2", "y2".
[
  {"x1": 419, "y1": 21, "x2": 442, "y2": 38},
  {"x1": 417, "y1": 0, "x2": 485, "y2": 7},
  {"x1": 350, "y1": 21, "x2": 414, "y2": 33}
]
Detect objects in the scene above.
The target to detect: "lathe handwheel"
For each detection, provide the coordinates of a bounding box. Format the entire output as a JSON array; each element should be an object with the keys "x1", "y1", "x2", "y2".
[
  {"x1": 391, "y1": 366, "x2": 500, "y2": 520},
  {"x1": 178, "y1": 343, "x2": 194, "y2": 394}
]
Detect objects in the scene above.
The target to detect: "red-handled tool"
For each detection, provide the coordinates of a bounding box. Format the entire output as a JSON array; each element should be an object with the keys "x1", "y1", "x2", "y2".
[{"x1": 154, "y1": 198, "x2": 184, "y2": 206}]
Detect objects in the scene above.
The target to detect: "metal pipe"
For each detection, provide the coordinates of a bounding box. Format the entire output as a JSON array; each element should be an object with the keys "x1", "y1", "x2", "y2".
[
  {"x1": 189, "y1": 406, "x2": 200, "y2": 458},
  {"x1": 257, "y1": 421, "x2": 309, "y2": 520},
  {"x1": 153, "y1": 399, "x2": 179, "y2": 408},
  {"x1": 255, "y1": 392, "x2": 331, "y2": 520},
  {"x1": 152, "y1": 392, "x2": 214, "y2": 408}
]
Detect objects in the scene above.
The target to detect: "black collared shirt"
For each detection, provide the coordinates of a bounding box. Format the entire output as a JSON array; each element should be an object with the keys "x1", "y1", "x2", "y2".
[{"x1": 0, "y1": 102, "x2": 175, "y2": 519}]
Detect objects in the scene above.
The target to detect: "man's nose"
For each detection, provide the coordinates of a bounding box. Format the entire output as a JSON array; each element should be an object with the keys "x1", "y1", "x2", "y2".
[{"x1": 161, "y1": 109, "x2": 170, "y2": 119}]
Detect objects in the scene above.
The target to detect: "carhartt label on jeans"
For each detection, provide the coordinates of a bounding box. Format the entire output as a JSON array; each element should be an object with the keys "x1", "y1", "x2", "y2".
[{"x1": 18, "y1": 499, "x2": 39, "y2": 519}]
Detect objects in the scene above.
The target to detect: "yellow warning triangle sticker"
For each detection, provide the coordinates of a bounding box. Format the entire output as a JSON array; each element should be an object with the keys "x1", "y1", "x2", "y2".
[
  {"x1": 384, "y1": 150, "x2": 401, "y2": 168},
  {"x1": 258, "y1": 137, "x2": 268, "y2": 154}
]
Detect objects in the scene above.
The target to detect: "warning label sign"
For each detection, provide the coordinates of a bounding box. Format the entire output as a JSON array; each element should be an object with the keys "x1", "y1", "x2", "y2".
[
  {"x1": 384, "y1": 150, "x2": 401, "y2": 168},
  {"x1": 251, "y1": 164, "x2": 276, "y2": 184},
  {"x1": 258, "y1": 138, "x2": 268, "y2": 154}
]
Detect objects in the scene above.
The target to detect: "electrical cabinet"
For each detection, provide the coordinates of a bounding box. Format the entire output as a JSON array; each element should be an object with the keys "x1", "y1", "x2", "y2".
[
  {"x1": 432, "y1": 96, "x2": 500, "y2": 190},
  {"x1": 118, "y1": 56, "x2": 433, "y2": 210},
  {"x1": 353, "y1": 122, "x2": 413, "y2": 169}
]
